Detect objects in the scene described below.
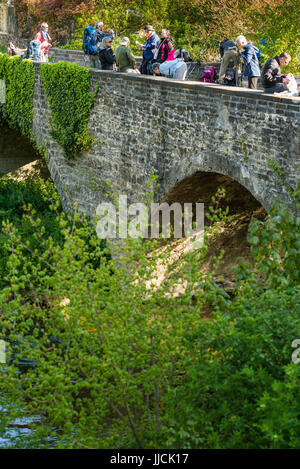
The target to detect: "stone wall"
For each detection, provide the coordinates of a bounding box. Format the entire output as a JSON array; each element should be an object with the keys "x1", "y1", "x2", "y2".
[
  {"x1": 31, "y1": 64, "x2": 300, "y2": 218},
  {"x1": 49, "y1": 47, "x2": 218, "y2": 81},
  {"x1": 0, "y1": 4, "x2": 17, "y2": 35}
]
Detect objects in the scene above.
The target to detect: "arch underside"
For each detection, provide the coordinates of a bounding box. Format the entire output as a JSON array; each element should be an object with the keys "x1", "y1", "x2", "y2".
[{"x1": 158, "y1": 152, "x2": 287, "y2": 211}]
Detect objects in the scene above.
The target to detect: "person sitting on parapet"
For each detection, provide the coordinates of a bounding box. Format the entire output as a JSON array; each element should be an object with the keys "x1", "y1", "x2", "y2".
[
  {"x1": 218, "y1": 37, "x2": 243, "y2": 85},
  {"x1": 7, "y1": 42, "x2": 27, "y2": 57},
  {"x1": 261, "y1": 51, "x2": 291, "y2": 93},
  {"x1": 152, "y1": 53, "x2": 187, "y2": 80},
  {"x1": 115, "y1": 37, "x2": 140, "y2": 74}
]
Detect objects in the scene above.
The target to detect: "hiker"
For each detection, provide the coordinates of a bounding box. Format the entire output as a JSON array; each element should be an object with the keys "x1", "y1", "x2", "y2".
[
  {"x1": 98, "y1": 37, "x2": 116, "y2": 70},
  {"x1": 238, "y1": 35, "x2": 261, "y2": 89},
  {"x1": 88, "y1": 21, "x2": 114, "y2": 69},
  {"x1": 26, "y1": 40, "x2": 42, "y2": 61},
  {"x1": 138, "y1": 25, "x2": 160, "y2": 75},
  {"x1": 153, "y1": 29, "x2": 174, "y2": 64},
  {"x1": 261, "y1": 52, "x2": 291, "y2": 93},
  {"x1": 35, "y1": 22, "x2": 52, "y2": 62},
  {"x1": 218, "y1": 37, "x2": 243, "y2": 85},
  {"x1": 115, "y1": 37, "x2": 140, "y2": 73},
  {"x1": 152, "y1": 56, "x2": 187, "y2": 80},
  {"x1": 7, "y1": 42, "x2": 26, "y2": 57}
]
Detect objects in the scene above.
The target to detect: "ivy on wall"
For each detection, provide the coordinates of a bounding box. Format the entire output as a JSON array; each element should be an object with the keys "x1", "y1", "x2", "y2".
[
  {"x1": 0, "y1": 53, "x2": 35, "y2": 140},
  {"x1": 40, "y1": 61, "x2": 98, "y2": 159}
]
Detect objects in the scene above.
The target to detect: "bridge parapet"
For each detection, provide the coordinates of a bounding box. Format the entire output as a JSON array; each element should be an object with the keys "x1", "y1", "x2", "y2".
[{"x1": 31, "y1": 64, "x2": 300, "y2": 217}]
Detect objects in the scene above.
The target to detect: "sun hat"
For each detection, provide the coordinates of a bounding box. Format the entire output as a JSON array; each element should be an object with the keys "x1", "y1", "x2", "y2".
[{"x1": 119, "y1": 37, "x2": 130, "y2": 46}]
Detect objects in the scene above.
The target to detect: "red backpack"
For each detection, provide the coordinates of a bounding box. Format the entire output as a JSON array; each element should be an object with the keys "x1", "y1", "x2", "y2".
[{"x1": 200, "y1": 66, "x2": 217, "y2": 83}]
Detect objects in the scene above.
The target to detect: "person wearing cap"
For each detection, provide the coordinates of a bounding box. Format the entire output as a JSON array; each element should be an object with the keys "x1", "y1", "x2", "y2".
[
  {"x1": 138, "y1": 25, "x2": 160, "y2": 75},
  {"x1": 115, "y1": 37, "x2": 140, "y2": 73}
]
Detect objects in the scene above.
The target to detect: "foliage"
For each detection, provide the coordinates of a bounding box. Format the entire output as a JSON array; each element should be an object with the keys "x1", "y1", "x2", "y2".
[
  {"x1": 40, "y1": 61, "x2": 98, "y2": 159},
  {"x1": 0, "y1": 176, "x2": 63, "y2": 290},
  {"x1": 0, "y1": 54, "x2": 35, "y2": 140},
  {"x1": 0, "y1": 177, "x2": 299, "y2": 449},
  {"x1": 250, "y1": 0, "x2": 300, "y2": 73},
  {"x1": 13, "y1": 0, "x2": 93, "y2": 46}
]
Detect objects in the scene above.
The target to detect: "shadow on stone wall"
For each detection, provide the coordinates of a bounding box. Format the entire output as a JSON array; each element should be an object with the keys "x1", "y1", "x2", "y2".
[{"x1": 0, "y1": 124, "x2": 44, "y2": 174}]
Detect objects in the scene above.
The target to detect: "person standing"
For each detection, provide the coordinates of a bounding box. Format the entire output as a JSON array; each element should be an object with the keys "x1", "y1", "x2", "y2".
[
  {"x1": 98, "y1": 37, "x2": 116, "y2": 70},
  {"x1": 89, "y1": 21, "x2": 114, "y2": 69},
  {"x1": 153, "y1": 29, "x2": 174, "y2": 64},
  {"x1": 218, "y1": 37, "x2": 243, "y2": 85},
  {"x1": 238, "y1": 36, "x2": 261, "y2": 89},
  {"x1": 138, "y1": 25, "x2": 160, "y2": 75},
  {"x1": 35, "y1": 22, "x2": 52, "y2": 62},
  {"x1": 115, "y1": 37, "x2": 140, "y2": 73}
]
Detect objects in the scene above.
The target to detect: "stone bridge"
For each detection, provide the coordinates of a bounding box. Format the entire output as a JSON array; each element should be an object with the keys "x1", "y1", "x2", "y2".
[{"x1": 30, "y1": 63, "x2": 300, "y2": 216}]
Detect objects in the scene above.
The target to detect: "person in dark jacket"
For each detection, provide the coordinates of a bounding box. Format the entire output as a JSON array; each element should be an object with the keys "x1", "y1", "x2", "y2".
[
  {"x1": 138, "y1": 25, "x2": 160, "y2": 75},
  {"x1": 99, "y1": 37, "x2": 116, "y2": 70},
  {"x1": 154, "y1": 29, "x2": 174, "y2": 64},
  {"x1": 240, "y1": 38, "x2": 261, "y2": 89},
  {"x1": 262, "y1": 52, "x2": 291, "y2": 93},
  {"x1": 89, "y1": 21, "x2": 114, "y2": 69}
]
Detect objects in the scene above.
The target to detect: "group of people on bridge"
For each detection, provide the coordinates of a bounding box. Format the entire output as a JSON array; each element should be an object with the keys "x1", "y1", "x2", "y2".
[
  {"x1": 6, "y1": 20, "x2": 300, "y2": 96},
  {"x1": 82, "y1": 22, "x2": 300, "y2": 95}
]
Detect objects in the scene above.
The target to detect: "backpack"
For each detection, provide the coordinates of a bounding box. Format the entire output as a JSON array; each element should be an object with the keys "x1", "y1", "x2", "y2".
[
  {"x1": 200, "y1": 66, "x2": 217, "y2": 83},
  {"x1": 25, "y1": 40, "x2": 42, "y2": 61},
  {"x1": 88, "y1": 30, "x2": 112, "y2": 55},
  {"x1": 82, "y1": 26, "x2": 95, "y2": 55},
  {"x1": 224, "y1": 67, "x2": 236, "y2": 86},
  {"x1": 219, "y1": 39, "x2": 229, "y2": 58},
  {"x1": 176, "y1": 48, "x2": 193, "y2": 62}
]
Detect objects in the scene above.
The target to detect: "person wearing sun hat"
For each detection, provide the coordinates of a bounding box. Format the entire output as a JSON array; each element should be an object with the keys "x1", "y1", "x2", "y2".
[{"x1": 115, "y1": 37, "x2": 140, "y2": 73}]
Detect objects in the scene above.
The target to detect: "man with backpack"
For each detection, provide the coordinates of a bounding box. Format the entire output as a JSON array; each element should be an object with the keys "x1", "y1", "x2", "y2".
[
  {"x1": 218, "y1": 37, "x2": 243, "y2": 86},
  {"x1": 83, "y1": 21, "x2": 114, "y2": 69}
]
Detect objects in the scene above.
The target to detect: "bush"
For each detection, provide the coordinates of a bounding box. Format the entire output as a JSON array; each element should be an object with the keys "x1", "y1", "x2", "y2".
[
  {"x1": 0, "y1": 54, "x2": 35, "y2": 140},
  {"x1": 40, "y1": 61, "x2": 98, "y2": 159},
  {"x1": 0, "y1": 180, "x2": 299, "y2": 448}
]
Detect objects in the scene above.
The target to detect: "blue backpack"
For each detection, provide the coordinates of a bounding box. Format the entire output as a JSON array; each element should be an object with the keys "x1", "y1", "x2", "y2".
[
  {"x1": 25, "y1": 40, "x2": 42, "y2": 61},
  {"x1": 82, "y1": 26, "x2": 95, "y2": 55},
  {"x1": 88, "y1": 30, "x2": 102, "y2": 55}
]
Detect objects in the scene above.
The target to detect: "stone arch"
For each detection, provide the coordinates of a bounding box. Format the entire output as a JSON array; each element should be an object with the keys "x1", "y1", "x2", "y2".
[
  {"x1": 158, "y1": 152, "x2": 274, "y2": 211},
  {"x1": 0, "y1": 124, "x2": 42, "y2": 175}
]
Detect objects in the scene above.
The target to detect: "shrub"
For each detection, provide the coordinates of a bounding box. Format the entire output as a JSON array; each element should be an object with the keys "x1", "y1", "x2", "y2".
[
  {"x1": 0, "y1": 54, "x2": 35, "y2": 140},
  {"x1": 0, "y1": 181, "x2": 299, "y2": 449},
  {"x1": 40, "y1": 61, "x2": 98, "y2": 159}
]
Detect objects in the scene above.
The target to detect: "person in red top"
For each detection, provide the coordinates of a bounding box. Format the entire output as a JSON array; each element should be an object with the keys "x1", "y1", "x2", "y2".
[{"x1": 35, "y1": 23, "x2": 52, "y2": 62}]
